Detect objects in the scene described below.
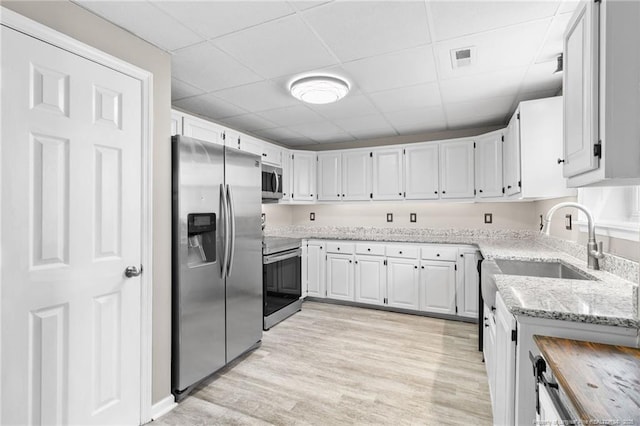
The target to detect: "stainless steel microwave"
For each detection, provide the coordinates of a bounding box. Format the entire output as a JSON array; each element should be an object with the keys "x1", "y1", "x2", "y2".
[{"x1": 261, "y1": 164, "x2": 283, "y2": 201}]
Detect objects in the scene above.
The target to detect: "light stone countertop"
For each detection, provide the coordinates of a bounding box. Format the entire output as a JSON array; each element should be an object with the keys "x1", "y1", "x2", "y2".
[{"x1": 265, "y1": 225, "x2": 639, "y2": 328}]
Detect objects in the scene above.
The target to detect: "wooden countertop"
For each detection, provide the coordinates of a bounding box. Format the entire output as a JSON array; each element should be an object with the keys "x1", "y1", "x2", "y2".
[{"x1": 534, "y1": 335, "x2": 640, "y2": 424}]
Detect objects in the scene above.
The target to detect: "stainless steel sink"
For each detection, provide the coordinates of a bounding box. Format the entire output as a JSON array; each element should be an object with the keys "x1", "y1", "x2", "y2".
[{"x1": 494, "y1": 259, "x2": 591, "y2": 280}]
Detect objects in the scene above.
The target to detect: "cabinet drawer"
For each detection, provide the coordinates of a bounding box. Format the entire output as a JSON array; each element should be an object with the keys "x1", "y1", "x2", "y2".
[
  {"x1": 355, "y1": 243, "x2": 385, "y2": 256},
  {"x1": 326, "y1": 242, "x2": 355, "y2": 254},
  {"x1": 386, "y1": 245, "x2": 418, "y2": 259},
  {"x1": 421, "y1": 246, "x2": 458, "y2": 261}
]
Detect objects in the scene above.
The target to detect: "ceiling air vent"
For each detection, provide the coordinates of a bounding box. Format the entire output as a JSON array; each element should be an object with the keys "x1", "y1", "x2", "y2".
[{"x1": 450, "y1": 46, "x2": 476, "y2": 68}]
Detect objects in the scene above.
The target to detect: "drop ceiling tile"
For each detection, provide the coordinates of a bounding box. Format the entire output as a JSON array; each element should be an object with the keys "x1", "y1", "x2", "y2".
[
  {"x1": 308, "y1": 95, "x2": 379, "y2": 120},
  {"x1": 219, "y1": 114, "x2": 278, "y2": 132},
  {"x1": 213, "y1": 15, "x2": 337, "y2": 79},
  {"x1": 171, "y1": 78, "x2": 205, "y2": 101},
  {"x1": 286, "y1": 139, "x2": 320, "y2": 147},
  {"x1": 445, "y1": 95, "x2": 515, "y2": 126},
  {"x1": 153, "y1": 1, "x2": 294, "y2": 40},
  {"x1": 173, "y1": 93, "x2": 247, "y2": 120},
  {"x1": 447, "y1": 113, "x2": 506, "y2": 130},
  {"x1": 303, "y1": 1, "x2": 431, "y2": 62},
  {"x1": 428, "y1": 1, "x2": 559, "y2": 42},
  {"x1": 257, "y1": 105, "x2": 325, "y2": 127},
  {"x1": 369, "y1": 82, "x2": 442, "y2": 113},
  {"x1": 311, "y1": 133, "x2": 357, "y2": 143},
  {"x1": 536, "y1": 13, "x2": 572, "y2": 64},
  {"x1": 520, "y1": 61, "x2": 562, "y2": 94},
  {"x1": 434, "y1": 19, "x2": 551, "y2": 81},
  {"x1": 439, "y1": 67, "x2": 528, "y2": 104},
  {"x1": 383, "y1": 106, "x2": 447, "y2": 135},
  {"x1": 171, "y1": 42, "x2": 261, "y2": 92},
  {"x1": 288, "y1": 1, "x2": 331, "y2": 11},
  {"x1": 514, "y1": 89, "x2": 560, "y2": 106},
  {"x1": 213, "y1": 80, "x2": 299, "y2": 112},
  {"x1": 333, "y1": 113, "x2": 396, "y2": 135},
  {"x1": 288, "y1": 120, "x2": 344, "y2": 140},
  {"x1": 342, "y1": 45, "x2": 437, "y2": 93},
  {"x1": 77, "y1": 1, "x2": 203, "y2": 51},
  {"x1": 253, "y1": 126, "x2": 306, "y2": 142}
]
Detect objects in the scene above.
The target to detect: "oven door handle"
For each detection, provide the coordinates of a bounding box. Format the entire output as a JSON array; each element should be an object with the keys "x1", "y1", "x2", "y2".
[{"x1": 263, "y1": 248, "x2": 302, "y2": 264}]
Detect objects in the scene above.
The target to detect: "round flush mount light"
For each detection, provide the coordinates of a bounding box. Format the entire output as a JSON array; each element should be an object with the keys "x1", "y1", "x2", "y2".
[{"x1": 290, "y1": 76, "x2": 350, "y2": 104}]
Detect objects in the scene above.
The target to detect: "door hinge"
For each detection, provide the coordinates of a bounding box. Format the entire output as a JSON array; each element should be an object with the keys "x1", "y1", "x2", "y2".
[
  {"x1": 518, "y1": 180, "x2": 521, "y2": 188},
  {"x1": 502, "y1": 187, "x2": 505, "y2": 194},
  {"x1": 455, "y1": 306, "x2": 458, "y2": 313},
  {"x1": 384, "y1": 297, "x2": 388, "y2": 304},
  {"x1": 517, "y1": 112, "x2": 520, "y2": 120},
  {"x1": 370, "y1": 152, "x2": 373, "y2": 158},
  {"x1": 384, "y1": 259, "x2": 387, "y2": 266},
  {"x1": 403, "y1": 192, "x2": 406, "y2": 197},
  {"x1": 474, "y1": 189, "x2": 477, "y2": 196},
  {"x1": 501, "y1": 135, "x2": 504, "y2": 142},
  {"x1": 594, "y1": 141, "x2": 602, "y2": 159},
  {"x1": 454, "y1": 264, "x2": 457, "y2": 271},
  {"x1": 473, "y1": 142, "x2": 476, "y2": 148},
  {"x1": 370, "y1": 193, "x2": 373, "y2": 199},
  {"x1": 511, "y1": 329, "x2": 517, "y2": 343},
  {"x1": 403, "y1": 148, "x2": 406, "y2": 155},
  {"x1": 222, "y1": 132, "x2": 226, "y2": 141}
]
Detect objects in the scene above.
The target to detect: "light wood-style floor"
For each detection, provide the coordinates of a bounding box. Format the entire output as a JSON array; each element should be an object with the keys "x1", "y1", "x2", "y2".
[{"x1": 153, "y1": 302, "x2": 492, "y2": 426}]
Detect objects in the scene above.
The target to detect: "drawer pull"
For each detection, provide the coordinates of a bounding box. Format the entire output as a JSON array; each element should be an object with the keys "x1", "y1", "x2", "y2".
[
  {"x1": 436, "y1": 253, "x2": 440, "y2": 257},
  {"x1": 367, "y1": 248, "x2": 371, "y2": 251},
  {"x1": 399, "y1": 251, "x2": 403, "y2": 254}
]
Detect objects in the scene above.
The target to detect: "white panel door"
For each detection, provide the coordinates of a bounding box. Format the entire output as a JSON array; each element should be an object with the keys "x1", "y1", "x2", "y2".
[
  {"x1": 386, "y1": 258, "x2": 419, "y2": 310},
  {"x1": 326, "y1": 254, "x2": 354, "y2": 301},
  {"x1": 475, "y1": 132, "x2": 504, "y2": 198},
  {"x1": 354, "y1": 255, "x2": 386, "y2": 306},
  {"x1": 183, "y1": 114, "x2": 225, "y2": 146},
  {"x1": 372, "y1": 148, "x2": 404, "y2": 200},
  {"x1": 563, "y1": 0, "x2": 599, "y2": 178},
  {"x1": 317, "y1": 152, "x2": 342, "y2": 201},
  {"x1": 419, "y1": 261, "x2": 456, "y2": 315},
  {"x1": 342, "y1": 150, "x2": 371, "y2": 200},
  {"x1": 504, "y1": 111, "x2": 522, "y2": 196},
  {"x1": 457, "y1": 251, "x2": 479, "y2": 319},
  {"x1": 292, "y1": 151, "x2": 316, "y2": 201},
  {"x1": 1, "y1": 27, "x2": 142, "y2": 425},
  {"x1": 440, "y1": 140, "x2": 475, "y2": 199},
  {"x1": 405, "y1": 143, "x2": 439, "y2": 200},
  {"x1": 306, "y1": 242, "x2": 325, "y2": 298}
]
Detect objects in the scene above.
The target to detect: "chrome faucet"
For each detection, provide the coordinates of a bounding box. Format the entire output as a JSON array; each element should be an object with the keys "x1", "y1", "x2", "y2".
[{"x1": 541, "y1": 202, "x2": 604, "y2": 270}]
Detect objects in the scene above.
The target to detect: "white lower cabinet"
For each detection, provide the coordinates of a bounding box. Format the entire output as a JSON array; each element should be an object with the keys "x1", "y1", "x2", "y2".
[
  {"x1": 303, "y1": 240, "x2": 478, "y2": 320},
  {"x1": 306, "y1": 241, "x2": 325, "y2": 298},
  {"x1": 386, "y1": 258, "x2": 419, "y2": 310},
  {"x1": 538, "y1": 384, "x2": 564, "y2": 424},
  {"x1": 419, "y1": 261, "x2": 456, "y2": 315},
  {"x1": 493, "y1": 293, "x2": 517, "y2": 426},
  {"x1": 354, "y1": 255, "x2": 386, "y2": 306},
  {"x1": 483, "y1": 303, "x2": 497, "y2": 410},
  {"x1": 326, "y1": 253, "x2": 354, "y2": 301}
]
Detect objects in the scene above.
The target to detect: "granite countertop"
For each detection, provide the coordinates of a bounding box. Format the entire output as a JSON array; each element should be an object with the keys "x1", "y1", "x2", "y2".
[{"x1": 266, "y1": 225, "x2": 640, "y2": 328}]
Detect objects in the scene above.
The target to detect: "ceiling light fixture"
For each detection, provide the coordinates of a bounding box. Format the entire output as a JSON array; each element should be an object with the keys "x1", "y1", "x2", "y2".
[{"x1": 290, "y1": 76, "x2": 349, "y2": 104}]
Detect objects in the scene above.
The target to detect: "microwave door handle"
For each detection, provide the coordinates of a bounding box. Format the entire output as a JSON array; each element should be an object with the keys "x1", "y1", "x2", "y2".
[
  {"x1": 220, "y1": 183, "x2": 229, "y2": 278},
  {"x1": 271, "y1": 170, "x2": 277, "y2": 193},
  {"x1": 275, "y1": 169, "x2": 280, "y2": 193},
  {"x1": 226, "y1": 184, "x2": 236, "y2": 277}
]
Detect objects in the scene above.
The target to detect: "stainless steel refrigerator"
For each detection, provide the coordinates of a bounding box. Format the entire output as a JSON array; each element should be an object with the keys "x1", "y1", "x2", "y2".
[{"x1": 171, "y1": 135, "x2": 262, "y2": 399}]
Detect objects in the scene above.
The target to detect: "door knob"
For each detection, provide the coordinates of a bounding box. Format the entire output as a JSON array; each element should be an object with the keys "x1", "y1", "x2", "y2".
[{"x1": 125, "y1": 265, "x2": 143, "y2": 278}]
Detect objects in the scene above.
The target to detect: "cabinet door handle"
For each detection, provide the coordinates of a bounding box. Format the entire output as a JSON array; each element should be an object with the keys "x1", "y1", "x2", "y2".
[
  {"x1": 421, "y1": 266, "x2": 424, "y2": 269},
  {"x1": 337, "y1": 194, "x2": 340, "y2": 197},
  {"x1": 557, "y1": 158, "x2": 565, "y2": 164},
  {"x1": 342, "y1": 194, "x2": 345, "y2": 197},
  {"x1": 398, "y1": 192, "x2": 402, "y2": 196},
  {"x1": 349, "y1": 260, "x2": 352, "y2": 263},
  {"x1": 479, "y1": 189, "x2": 483, "y2": 193},
  {"x1": 399, "y1": 251, "x2": 403, "y2": 254},
  {"x1": 442, "y1": 190, "x2": 446, "y2": 194},
  {"x1": 507, "y1": 185, "x2": 512, "y2": 189},
  {"x1": 434, "y1": 191, "x2": 438, "y2": 194},
  {"x1": 355, "y1": 261, "x2": 358, "y2": 264},
  {"x1": 414, "y1": 265, "x2": 418, "y2": 269},
  {"x1": 436, "y1": 253, "x2": 440, "y2": 257}
]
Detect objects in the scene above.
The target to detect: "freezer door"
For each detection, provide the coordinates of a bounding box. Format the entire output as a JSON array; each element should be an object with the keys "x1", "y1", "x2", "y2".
[
  {"x1": 224, "y1": 147, "x2": 263, "y2": 361},
  {"x1": 172, "y1": 136, "x2": 226, "y2": 393}
]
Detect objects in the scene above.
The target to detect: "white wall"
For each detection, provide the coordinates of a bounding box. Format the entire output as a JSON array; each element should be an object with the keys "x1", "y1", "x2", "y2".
[{"x1": 2, "y1": 1, "x2": 173, "y2": 404}]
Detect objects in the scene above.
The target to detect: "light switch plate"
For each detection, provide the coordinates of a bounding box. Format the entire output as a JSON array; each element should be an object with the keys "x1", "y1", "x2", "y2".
[
  {"x1": 565, "y1": 214, "x2": 572, "y2": 230},
  {"x1": 410, "y1": 213, "x2": 417, "y2": 223},
  {"x1": 310, "y1": 212, "x2": 315, "y2": 221},
  {"x1": 386, "y1": 213, "x2": 393, "y2": 222},
  {"x1": 484, "y1": 213, "x2": 493, "y2": 224}
]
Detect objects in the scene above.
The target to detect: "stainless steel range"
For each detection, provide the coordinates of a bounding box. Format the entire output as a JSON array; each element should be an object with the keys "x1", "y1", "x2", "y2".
[{"x1": 263, "y1": 236, "x2": 302, "y2": 330}]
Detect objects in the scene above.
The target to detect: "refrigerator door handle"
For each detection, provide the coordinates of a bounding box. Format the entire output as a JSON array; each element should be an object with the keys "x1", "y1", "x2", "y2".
[
  {"x1": 226, "y1": 184, "x2": 236, "y2": 277},
  {"x1": 220, "y1": 183, "x2": 229, "y2": 278}
]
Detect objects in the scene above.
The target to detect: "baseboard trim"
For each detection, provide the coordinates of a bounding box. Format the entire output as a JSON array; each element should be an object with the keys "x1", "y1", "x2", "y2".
[{"x1": 151, "y1": 395, "x2": 177, "y2": 421}]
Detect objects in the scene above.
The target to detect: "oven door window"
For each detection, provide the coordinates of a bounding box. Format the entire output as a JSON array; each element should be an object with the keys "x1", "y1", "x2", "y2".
[{"x1": 263, "y1": 255, "x2": 301, "y2": 316}]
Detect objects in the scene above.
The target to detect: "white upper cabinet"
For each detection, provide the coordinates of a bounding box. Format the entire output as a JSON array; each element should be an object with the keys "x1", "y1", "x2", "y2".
[
  {"x1": 563, "y1": 0, "x2": 599, "y2": 178},
  {"x1": 292, "y1": 150, "x2": 316, "y2": 201},
  {"x1": 171, "y1": 110, "x2": 183, "y2": 136},
  {"x1": 238, "y1": 135, "x2": 264, "y2": 157},
  {"x1": 440, "y1": 139, "x2": 475, "y2": 199},
  {"x1": 342, "y1": 150, "x2": 371, "y2": 200},
  {"x1": 182, "y1": 114, "x2": 225, "y2": 146},
  {"x1": 281, "y1": 149, "x2": 292, "y2": 201},
  {"x1": 503, "y1": 111, "x2": 521, "y2": 196},
  {"x1": 405, "y1": 143, "x2": 439, "y2": 200},
  {"x1": 317, "y1": 152, "x2": 342, "y2": 201},
  {"x1": 262, "y1": 142, "x2": 282, "y2": 167},
  {"x1": 372, "y1": 148, "x2": 404, "y2": 200},
  {"x1": 563, "y1": 0, "x2": 640, "y2": 186},
  {"x1": 503, "y1": 98, "x2": 575, "y2": 199},
  {"x1": 475, "y1": 131, "x2": 504, "y2": 198},
  {"x1": 225, "y1": 128, "x2": 242, "y2": 150}
]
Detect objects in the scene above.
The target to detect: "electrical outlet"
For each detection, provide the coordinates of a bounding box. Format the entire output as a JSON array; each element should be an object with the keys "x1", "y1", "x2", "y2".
[
  {"x1": 410, "y1": 213, "x2": 417, "y2": 223},
  {"x1": 386, "y1": 213, "x2": 393, "y2": 223},
  {"x1": 565, "y1": 214, "x2": 572, "y2": 230},
  {"x1": 484, "y1": 213, "x2": 493, "y2": 224},
  {"x1": 310, "y1": 212, "x2": 315, "y2": 221}
]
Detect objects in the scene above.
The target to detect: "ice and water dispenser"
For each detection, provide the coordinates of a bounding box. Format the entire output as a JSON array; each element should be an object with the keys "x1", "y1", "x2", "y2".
[{"x1": 187, "y1": 213, "x2": 216, "y2": 265}]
